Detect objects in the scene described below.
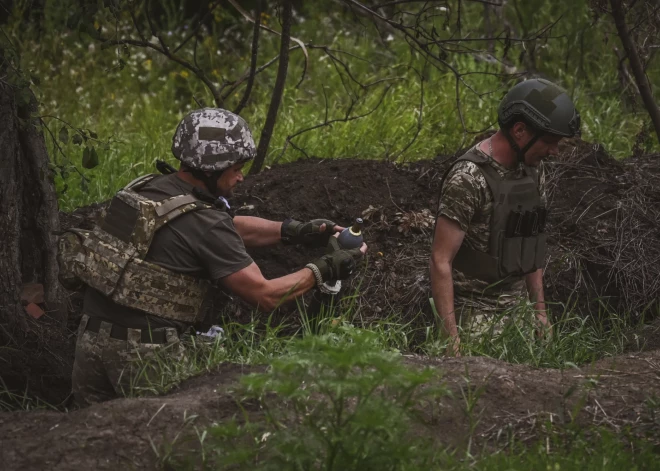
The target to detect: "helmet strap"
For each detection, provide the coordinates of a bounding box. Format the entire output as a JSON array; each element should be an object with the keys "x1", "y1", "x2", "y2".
[
  {"x1": 186, "y1": 167, "x2": 223, "y2": 195},
  {"x1": 502, "y1": 127, "x2": 540, "y2": 164}
]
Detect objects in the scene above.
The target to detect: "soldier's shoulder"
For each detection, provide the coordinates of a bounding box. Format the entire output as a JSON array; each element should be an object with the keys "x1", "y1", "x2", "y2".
[
  {"x1": 446, "y1": 159, "x2": 482, "y2": 177},
  {"x1": 444, "y1": 159, "x2": 488, "y2": 190}
]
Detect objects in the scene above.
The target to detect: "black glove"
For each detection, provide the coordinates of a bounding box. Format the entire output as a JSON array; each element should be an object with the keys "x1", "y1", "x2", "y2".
[
  {"x1": 306, "y1": 247, "x2": 364, "y2": 286},
  {"x1": 281, "y1": 218, "x2": 337, "y2": 247}
]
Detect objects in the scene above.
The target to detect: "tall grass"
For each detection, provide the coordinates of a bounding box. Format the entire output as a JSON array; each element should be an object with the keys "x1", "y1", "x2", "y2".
[
  {"x1": 123, "y1": 292, "x2": 643, "y2": 400},
  {"x1": 154, "y1": 323, "x2": 658, "y2": 470}
]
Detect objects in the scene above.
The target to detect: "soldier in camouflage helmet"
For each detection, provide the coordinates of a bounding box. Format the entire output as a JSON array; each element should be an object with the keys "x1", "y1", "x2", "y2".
[
  {"x1": 65, "y1": 108, "x2": 367, "y2": 405},
  {"x1": 429, "y1": 79, "x2": 580, "y2": 356}
]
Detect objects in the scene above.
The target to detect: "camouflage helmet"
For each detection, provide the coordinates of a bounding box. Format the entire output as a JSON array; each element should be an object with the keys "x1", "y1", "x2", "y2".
[
  {"x1": 172, "y1": 108, "x2": 256, "y2": 172},
  {"x1": 498, "y1": 79, "x2": 580, "y2": 137}
]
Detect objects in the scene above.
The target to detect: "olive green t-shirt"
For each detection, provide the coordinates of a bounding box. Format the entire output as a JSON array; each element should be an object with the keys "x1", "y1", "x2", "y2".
[{"x1": 83, "y1": 174, "x2": 253, "y2": 331}]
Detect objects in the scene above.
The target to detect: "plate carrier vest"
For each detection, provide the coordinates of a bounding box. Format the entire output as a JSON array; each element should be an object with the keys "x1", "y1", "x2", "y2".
[
  {"x1": 447, "y1": 150, "x2": 548, "y2": 283},
  {"x1": 57, "y1": 174, "x2": 217, "y2": 324}
]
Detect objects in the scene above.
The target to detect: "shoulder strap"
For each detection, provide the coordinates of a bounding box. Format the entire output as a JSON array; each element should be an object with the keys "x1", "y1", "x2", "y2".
[
  {"x1": 154, "y1": 194, "x2": 203, "y2": 217},
  {"x1": 440, "y1": 148, "x2": 497, "y2": 193},
  {"x1": 455, "y1": 149, "x2": 489, "y2": 165},
  {"x1": 525, "y1": 165, "x2": 540, "y2": 187},
  {"x1": 152, "y1": 194, "x2": 215, "y2": 232},
  {"x1": 124, "y1": 174, "x2": 158, "y2": 191}
]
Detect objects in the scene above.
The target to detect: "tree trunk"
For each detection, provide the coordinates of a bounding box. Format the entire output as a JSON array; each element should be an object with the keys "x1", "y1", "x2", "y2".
[
  {"x1": 0, "y1": 78, "x2": 66, "y2": 345},
  {"x1": 610, "y1": 0, "x2": 660, "y2": 145},
  {"x1": 250, "y1": 0, "x2": 292, "y2": 175}
]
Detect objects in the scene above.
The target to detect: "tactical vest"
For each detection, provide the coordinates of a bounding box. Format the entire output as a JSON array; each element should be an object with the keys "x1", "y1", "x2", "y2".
[
  {"x1": 448, "y1": 151, "x2": 548, "y2": 283},
  {"x1": 57, "y1": 174, "x2": 217, "y2": 324}
]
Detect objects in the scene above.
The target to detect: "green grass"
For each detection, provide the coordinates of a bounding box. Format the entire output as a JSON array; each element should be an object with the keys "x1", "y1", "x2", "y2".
[
  {"x1": 3, "y1": 0, "x2": 658, "y2": 210},
  {"x1": 124, "y1": 293, "x2": 643, "y2": 399},
  {"x1": 0, "y1": 378, "x2": 58, "y2": 412},
  {"x1": 150, "y1": 321, "x2": 658, "y2": 470}
]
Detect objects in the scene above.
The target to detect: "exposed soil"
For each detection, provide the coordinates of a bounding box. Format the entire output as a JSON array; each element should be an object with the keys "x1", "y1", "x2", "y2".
[
  {"x1": 1, "y1": 351, "x2": 659, "y2": 470},
  {"x1": 3, "y1": 138, "x2": 660, "y2": 469}
]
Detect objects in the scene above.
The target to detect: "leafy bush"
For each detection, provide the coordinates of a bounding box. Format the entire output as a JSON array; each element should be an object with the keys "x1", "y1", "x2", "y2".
[{"x1": 167, "y1": 329, "x2": 447, "y2": 470}]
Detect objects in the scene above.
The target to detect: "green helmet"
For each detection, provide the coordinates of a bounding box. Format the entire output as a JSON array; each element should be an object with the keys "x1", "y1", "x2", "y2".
[{"x1": 498, "y1": 79, "x2": 580, "y2": 137}]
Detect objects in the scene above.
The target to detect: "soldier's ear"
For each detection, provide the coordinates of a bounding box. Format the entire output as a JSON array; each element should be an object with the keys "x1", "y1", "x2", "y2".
[{"x1": 512, "y1": 121, "x2": 527, "y2": 139}]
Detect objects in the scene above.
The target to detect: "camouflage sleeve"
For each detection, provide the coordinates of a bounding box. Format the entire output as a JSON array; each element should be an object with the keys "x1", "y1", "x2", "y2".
[{"x1": 437, "y1": 161, "x2": 486, "y2": 233}]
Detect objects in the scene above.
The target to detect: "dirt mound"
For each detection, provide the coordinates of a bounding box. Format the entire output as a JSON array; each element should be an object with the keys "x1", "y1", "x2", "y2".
[
  {"x1": 1, "y1": 351, "x2": 659, "y2": 470},
  {"x1": 227, "y1": 140, "x2": 660, "y2": 326},
  {"x1": 544, "y1": 144, "x2": 660, "y2": 313},
  {"x1": 6, "y1": 138, "x2": 660, "y2": 407}
]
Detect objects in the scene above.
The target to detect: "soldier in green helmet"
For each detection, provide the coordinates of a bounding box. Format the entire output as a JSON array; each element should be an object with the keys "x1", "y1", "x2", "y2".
[
  {"x1": 429, "y1": 79, "x2": 580, "y2": 356},
  {"x1": 59, "y1": 108, "x2": 367, "y2": 405}
]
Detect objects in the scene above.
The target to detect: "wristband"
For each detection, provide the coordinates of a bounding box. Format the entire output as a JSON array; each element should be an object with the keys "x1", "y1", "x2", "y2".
[{"x1": 305, "y1": 263, "x2": 324, "y2": 287}]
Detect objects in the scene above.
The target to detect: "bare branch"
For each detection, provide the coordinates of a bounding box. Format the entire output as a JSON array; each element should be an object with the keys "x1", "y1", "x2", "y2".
[
  {"x1": 96, "y1": 35, "x2": 223, "y2": 106},
  {"x1": 391, "y1": 63, "x2": 426, "y2": 161},
  {"x1": 234, "y1": 0, "x2": 263, "y2": 115},
  {"x1": 274, "y1": 84, "x2": 395, "y2": 163},
  {"x1": 173, "y1": 1, "x2": 224, "y2": 53},
  {"x1": 226, "y1": 0, "x2": 309, "y2": 88},
  {"x1": 610, "y1": 0, "x2": 660, "y2": 144}
]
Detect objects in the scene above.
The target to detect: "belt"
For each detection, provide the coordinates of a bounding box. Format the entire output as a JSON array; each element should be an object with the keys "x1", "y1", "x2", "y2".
[{"x1": 85, "y1": 317, "x2": 169, "y2": 344}]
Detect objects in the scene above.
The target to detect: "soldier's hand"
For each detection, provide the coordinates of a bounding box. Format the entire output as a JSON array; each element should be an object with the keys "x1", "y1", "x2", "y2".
[
  {"x1": 447, "y1": 336, "x2": 461, "y2": 357},
  {"x1": 281, "y1": 218, "x2": 342, "y2": 247},
  {"x1": 535, "y1": 312, "x2": 553, "y2": 340},
  {"x1": 307, "y1": 244, "x2": 366, "y2": 285}
]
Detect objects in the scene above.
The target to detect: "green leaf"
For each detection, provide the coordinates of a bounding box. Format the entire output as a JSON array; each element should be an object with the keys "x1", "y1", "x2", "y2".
[
  {"x1": 30, "y1": 74, "x2": 40, "y2": 86},
  {"x1": 58, "y1": 126, "x2": 69, "y2": 144},
  {"x1": 88, "y1": 130, "x2": 98, "y2": 139},
  {"x1": 72, "y1": 133, "x2": 83, "y2": 145},
  {"x1": 82, "y1": 147, "x2": 99, "y2": 169}
]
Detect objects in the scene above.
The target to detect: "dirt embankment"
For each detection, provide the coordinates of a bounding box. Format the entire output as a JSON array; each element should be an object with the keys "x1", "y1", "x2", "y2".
[{"x1": 1, "y1": 351, "x2": 659, "y2": 470}]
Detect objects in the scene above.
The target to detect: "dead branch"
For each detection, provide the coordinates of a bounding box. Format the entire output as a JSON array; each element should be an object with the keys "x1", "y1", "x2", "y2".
[
  {"x1": 234, "y1": 0, "x2": 263, "y2": 115},
  {"x1": 250, "y1": 0, "x2": 293, "y2": 175},
  {"x1": 226, "y1": 0, "x2": 309, "y2": 88},
  {"x1": 609, "y1": 0, "x2": 660, "y2": 144},
  {"x1": 273, "y1": 84, "x2": 395, "y2": 162}
]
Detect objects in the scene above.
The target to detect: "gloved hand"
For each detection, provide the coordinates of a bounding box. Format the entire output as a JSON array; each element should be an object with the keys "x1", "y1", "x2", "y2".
[
  {"x1": 306, "y1": 247, "x2": 364, "y2": 286},
  {"x1": 281, "y1": 218, "x2": 338, "y2": 247}
]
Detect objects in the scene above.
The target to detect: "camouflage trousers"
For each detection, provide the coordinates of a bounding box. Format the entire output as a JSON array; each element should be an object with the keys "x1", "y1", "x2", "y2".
[
  {"x1": 72, "y1": 315, "x2": 184, "y2": 406},
  {"x1": 454, "y1": 287, "x2": 528, "y2": 341}
]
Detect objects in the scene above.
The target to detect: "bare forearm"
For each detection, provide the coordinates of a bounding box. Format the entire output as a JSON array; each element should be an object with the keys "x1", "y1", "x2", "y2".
[
  {"x1": 525, "y1": 268, "x2": 546, "y2": 314},
  {"x1": 430, "y1": 258, "x2": 458, "y2": 338},
  {"x1": 259, "y1": 268, "x2": 316, "y2": 311},
  {"x1": 233, "y1": 216, "x2": 282, "y2": 247}
]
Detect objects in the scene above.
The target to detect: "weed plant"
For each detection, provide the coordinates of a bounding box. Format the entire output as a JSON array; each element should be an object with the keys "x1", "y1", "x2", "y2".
[
  {"x1": 456, "y1": 300, "x2": 636, "y2": 368},
  {"x1": 0, "y1": 384, "x2": 58, "y2": 412},
  {"x1": 125, "y1": 291, "x2": 641, "y2": 401},
  {"x1": 163, "y1": 329, "x2": 448, "y2": 470},
  {"x1": 155, "y1": 324, "x2": 658, "y2": 471}
]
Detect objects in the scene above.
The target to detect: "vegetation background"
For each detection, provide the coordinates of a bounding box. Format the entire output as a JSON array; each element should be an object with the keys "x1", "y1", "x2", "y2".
[
  {"x1": 4, "y1": 0, "x2": 659, "y2": 210},
  {"x1": 2, "y1": 0, "x2": 660, "y2": 468}
]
